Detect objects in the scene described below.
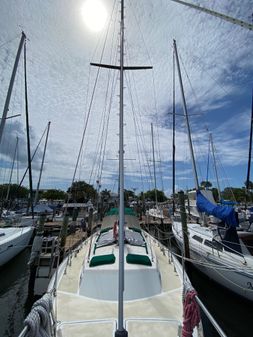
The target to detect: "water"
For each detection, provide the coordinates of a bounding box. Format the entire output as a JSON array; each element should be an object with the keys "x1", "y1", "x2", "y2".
[
  {"x1": 0, "y1": 249, "x2": 32, "y2": 337},
  {"x1": 167, "y1": 234, "x2": 252, "y2": 337},
  {"x1": 188, "y1": 263, "x2": 253, "y2": 337}
]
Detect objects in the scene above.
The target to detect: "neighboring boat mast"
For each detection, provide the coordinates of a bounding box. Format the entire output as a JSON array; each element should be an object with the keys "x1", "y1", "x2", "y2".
[
  {"x1": 209, "y1": 132, "x2": 222, "y2": 201},
  {"x1": 172, "y1": 51, "x2": 176, "y2": 215},
  {"x1": 173, "y1": 39, "x2": 199, "y2": 190},
  {"x1": 5, "y1": 137, "x2": 19, "y2": 203},
  {"x1": 34, "y1": 121, "x2": 51, "y2": 206},
  {"x1": 246, "y1": 91, "x2": 253, "y2": 194},
  {"x1": 0, "y1": 31, "x2": 35, "y2": 216},
  {"x1": 0, "y1": 32, "x2": 26, "y2": 145},
  {"x1": 24, "y1": 36, "x2": 34, "y2": 219},
  {"x1": 151, "y1": 123, "x2": 158, "y2": 207}
]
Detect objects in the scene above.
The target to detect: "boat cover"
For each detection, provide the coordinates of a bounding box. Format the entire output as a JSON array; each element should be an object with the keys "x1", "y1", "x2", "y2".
[
  {"x1": 220, "y1": 199, "x2": 238, "y2": 206},
  {"x1": 196, "y1": 190, "x2": 238, "y2": 227},
  {"x1": 105, "y1": 207, "x2": 137, "y2": 216}
]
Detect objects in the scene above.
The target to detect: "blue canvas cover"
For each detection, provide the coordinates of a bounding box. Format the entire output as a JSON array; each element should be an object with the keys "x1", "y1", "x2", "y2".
[
  {"x1": 196, "y1": 190, "x2": 238, "y2": 227},
  {"x1": 222, "y1": 226, "x2": 242, "y2": 253},
  {"x1": 33, "y1": 204, "x2": 53, "y2": 213},
  {"x1": 220, "y1": 199, "x2": 237, "y2": 206}
]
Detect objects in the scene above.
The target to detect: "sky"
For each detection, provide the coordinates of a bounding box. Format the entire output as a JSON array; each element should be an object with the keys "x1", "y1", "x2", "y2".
[{"x1": 0, "y1": 0, "x2": 252, "y2": 197}]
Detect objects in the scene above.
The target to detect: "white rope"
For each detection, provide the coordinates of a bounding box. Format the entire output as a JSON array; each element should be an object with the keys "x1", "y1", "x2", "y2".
[{"x1": 23, "y1": 293, "x2": 54, "y2": 337}]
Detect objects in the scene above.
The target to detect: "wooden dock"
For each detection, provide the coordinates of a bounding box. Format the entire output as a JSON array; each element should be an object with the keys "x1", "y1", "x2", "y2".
[{"x1": 64, "y1": 229, "x2": 87, "y2": 253}]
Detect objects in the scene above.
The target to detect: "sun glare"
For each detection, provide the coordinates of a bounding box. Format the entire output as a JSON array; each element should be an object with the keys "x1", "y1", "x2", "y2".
[{"x1": 81, "y1": 0, "x2": 108, "y2": 32}]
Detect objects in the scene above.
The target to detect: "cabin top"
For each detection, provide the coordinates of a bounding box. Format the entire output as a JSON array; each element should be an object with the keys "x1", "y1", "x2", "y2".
[{"x1": 79, "y1": 224, "x2": 161, "y2": 301}]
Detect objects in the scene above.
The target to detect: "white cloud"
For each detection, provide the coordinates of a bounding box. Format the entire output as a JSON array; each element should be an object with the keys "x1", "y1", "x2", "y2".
[{"x1": 0, "y1": 0, "x2": 252, "y2": 193}]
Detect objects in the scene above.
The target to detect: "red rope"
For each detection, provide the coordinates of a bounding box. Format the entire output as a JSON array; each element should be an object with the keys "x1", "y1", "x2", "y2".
[
  {"x1": 182, "y1": 290, "x2": 200, "y2": 337},
  {"x1": 113, "y1": 220, "x2": 118, "y2": 240}
]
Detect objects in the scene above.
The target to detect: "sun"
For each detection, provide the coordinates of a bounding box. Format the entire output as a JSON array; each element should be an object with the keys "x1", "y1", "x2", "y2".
[{"x1": 81, "y1": 0, "x2": 108, "y2": 32}]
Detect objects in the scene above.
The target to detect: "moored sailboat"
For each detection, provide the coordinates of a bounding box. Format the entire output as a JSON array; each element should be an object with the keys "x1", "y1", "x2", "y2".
[
  {"x1": 0, "y1": 32, "x2": 34, "y2": 267},
  {"x1": 171, "y1": 38, "x2": 253, "y2": 302},
  {"x1": 146, "y1": 123, "x2": 164, "y2": 220}
]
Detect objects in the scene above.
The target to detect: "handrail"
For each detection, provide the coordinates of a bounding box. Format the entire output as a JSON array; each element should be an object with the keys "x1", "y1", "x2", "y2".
[
  {"x1": 125, "y1": 317, "x2": 182, "y2": 337},
  {"x1": 195, "y1": 296, "x2": 227, "y2": 337},
  {"x1": 145, "y1": 231, "x2": 228, "y2": 337}
]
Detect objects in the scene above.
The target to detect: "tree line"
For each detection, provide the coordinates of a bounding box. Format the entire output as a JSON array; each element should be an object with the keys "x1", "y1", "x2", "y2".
[{"x1": 2, "y1": 179, "x2": 253, "y2": 206}]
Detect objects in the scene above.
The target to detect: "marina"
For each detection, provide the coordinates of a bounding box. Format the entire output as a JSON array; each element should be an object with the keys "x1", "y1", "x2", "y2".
[
  {"x1": 0, "y1": 0, "x2": 253, "y2": 337},
  {"x1": 1, "y1": 217, "x2": 253, "y2": 337}
]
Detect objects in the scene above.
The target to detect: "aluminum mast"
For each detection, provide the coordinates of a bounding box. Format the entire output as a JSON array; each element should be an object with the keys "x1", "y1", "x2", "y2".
[
  {"x1": 173, "y1": 39, "x2": 199, "y2": 190},
  {"x1": 0, "y1": 32, "x2": 26, "y2": 145}
]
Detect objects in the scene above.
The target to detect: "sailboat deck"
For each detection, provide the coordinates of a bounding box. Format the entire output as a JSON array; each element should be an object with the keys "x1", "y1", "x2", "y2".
[{"x1": 55, "y1": 237, "x2": 183, "y2": 337}]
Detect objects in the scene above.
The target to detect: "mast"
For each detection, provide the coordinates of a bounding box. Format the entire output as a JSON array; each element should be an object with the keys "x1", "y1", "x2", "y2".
[
  {"x1": 117, "y1": 0, "x2": 126, "y2": 334},
  {"x1": 210, "y1": 133, "x2": 221, "y2": 201},
  {"x1": 206, "y1": 133, "x2": 211, "y2": 184},
  {"x1": 24, "y1": 38, "x2": 34, "y2": 219},
  {"x1": 18, "y1": 125, "x2": 48, "y2": 187},
  {"x1": 6, "y1": 137, "x2": 18, "y2": 202},
  {"x1": 17, "y1": 137, "x2": 19, "y2": 185},
  {"x1": 90, "y1": 2, "x2": 152, "y2": 334},
  {"x1": 0, "y1": 32, "x2": 26, "y2": 145},
  {"x1": 172, "y1": 52, "x2": 176, "y2": 214},
  {"x1": 246, "y1": 91, "x2": 253, "y2": 193},
  {"x1": 173, "y1": 39, "x2": 199, "y2": 190},
  {"x1": 151, "y1": 123, "x2": 158, "y2": 207},
  {"x1": 34, "y1": 121, "x2": 51, "y2": 206}
]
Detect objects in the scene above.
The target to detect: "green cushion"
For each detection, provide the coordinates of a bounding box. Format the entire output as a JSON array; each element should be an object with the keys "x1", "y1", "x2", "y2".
[
  {"x1": 126, "y1": 253, "x2": 152, "y2": 266},
  {"x1": 89, "y1": 254, "x2": 115, "y2": 267},
  {"x1": 105, "y1": 207, "x2": 137, "y2": 216}
]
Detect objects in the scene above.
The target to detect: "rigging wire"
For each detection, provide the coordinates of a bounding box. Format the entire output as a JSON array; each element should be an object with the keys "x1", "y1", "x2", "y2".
[
  {"x1": 18, "y1": 124, "x2": 48, "y2": 187},
  {"x1": 0, "y1": 35, "x2": 20, "y2": 50},
  {"x1": 95, "y1": 70, "x2": 118, "y2": 185},
  {"x1": 128, "y1": 0, "x2": 165, "y2": 193},
  {"x1": 0, "y1": 36, "x2": 22, "y2": 83},
  {"x1": 215, "y1": 153, "x2": 237, "y2": 202},
  {"x1": 79, "y1": 0, "x2": 119, "y2": 183},
  {"x1": 123, "y1": 46, "x2": 154, "y2": 190},
  {"x1": 124, "y1": 69, "x2": 152, "y2": 190},
  {"x1": 0, "y1": 51, "x2": 24, "y2": 205},
  {"x1": 89, "y1": 6, "x2": 119, "y2": 186},
  {"x1": 168, "y1": 0, "x2": 253, "y2": 31},
  {"x1": 71, "y1": 5, "x2": 117, "y2": 187}
]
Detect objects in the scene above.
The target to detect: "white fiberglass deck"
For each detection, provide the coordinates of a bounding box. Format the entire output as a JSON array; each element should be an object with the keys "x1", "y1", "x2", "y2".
[
  {"x1": 54, "y1": 235, "x2": 183, "y2": 337},
  {"x1": 79, "y1": 228, "x2": 161, "y2": 301}
]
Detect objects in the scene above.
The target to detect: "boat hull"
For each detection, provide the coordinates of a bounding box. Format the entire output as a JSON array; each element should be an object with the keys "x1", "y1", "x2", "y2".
[
  {"x1": 172, "y1": 223, "x2": 253, "y2": 302},
  {"x1": 0, "y1": 227, "x2": 34, "y2": 266}
]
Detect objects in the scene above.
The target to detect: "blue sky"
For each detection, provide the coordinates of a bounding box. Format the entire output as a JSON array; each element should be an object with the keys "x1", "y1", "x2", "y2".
[{"x1": 0, "y1": 0, "x2": 252, "y2": 197}]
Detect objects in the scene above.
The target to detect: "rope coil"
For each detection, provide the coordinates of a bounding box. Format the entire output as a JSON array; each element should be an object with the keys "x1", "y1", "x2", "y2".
[
  {"x1": 182, "y1": 289, "x2": 200, "y2": 337},
  {"x1": 23, "y1": 293, "x2": 54, "y2": 337}
]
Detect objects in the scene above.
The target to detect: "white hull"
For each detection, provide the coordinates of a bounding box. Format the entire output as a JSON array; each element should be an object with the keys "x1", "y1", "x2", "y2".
[
  {"x1": 172, "y1": 221, "x2": 253, "y2": 301},
  {"x1": 190, "y1": 248, "x2": 253, "y2": 301},
  {"x1": 0, "y1": 227, "x2": 34, "y2": 266}
]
